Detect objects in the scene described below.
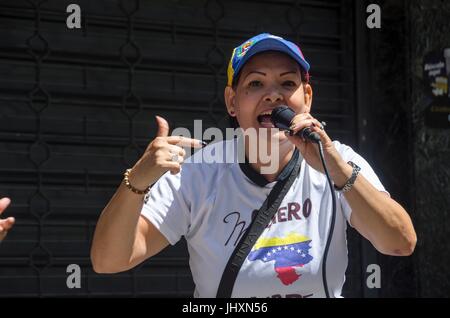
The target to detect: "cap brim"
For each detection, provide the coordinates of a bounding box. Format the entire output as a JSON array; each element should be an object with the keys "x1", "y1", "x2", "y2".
[{"x1": 234, "y1": 38, "x2": 310, "y2": 79}]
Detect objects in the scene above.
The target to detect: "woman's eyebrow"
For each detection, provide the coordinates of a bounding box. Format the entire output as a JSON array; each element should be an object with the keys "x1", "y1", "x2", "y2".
[
  {"x1": 243, "y1": 71, "x2": 266, "y2": 81},
  {"x1": 280, "y1": 71, "x2": 298, "y2": 76}
]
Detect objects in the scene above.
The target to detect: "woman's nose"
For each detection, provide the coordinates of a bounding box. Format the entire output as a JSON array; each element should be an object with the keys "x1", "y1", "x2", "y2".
[{"x1": 263, "y1": 87, "x2": 283, "y2": 103}]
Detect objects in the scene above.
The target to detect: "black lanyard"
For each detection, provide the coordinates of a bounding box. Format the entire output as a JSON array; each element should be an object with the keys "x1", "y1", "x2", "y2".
[{"x1": 216, "y1": 154, "x2": 302, "y2": 298}]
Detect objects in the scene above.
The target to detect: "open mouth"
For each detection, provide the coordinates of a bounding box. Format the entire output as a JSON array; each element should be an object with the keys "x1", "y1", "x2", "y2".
[{"x1": 257, "y1": 111, "x2": 275, "y2": 128}]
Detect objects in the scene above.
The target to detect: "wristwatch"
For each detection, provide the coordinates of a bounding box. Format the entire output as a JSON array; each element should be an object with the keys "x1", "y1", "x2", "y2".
[{"x1": 333, "y1": 161, "x2": 361, "y2": 192}]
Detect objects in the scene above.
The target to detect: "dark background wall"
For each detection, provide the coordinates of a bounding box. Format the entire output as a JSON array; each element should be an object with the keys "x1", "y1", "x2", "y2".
[
  {"x1": 0, "y1": 0, "x2": 448, "y2": 297},
  {"x1": 360, "y1": 0, "x2": 450, "y2": 297},
  {"x1": 358, "y1": 0, "x2": 419, "y2": 297},
  {"x1": 408, "y1": 0, "x2": 450, "y2": 298}
]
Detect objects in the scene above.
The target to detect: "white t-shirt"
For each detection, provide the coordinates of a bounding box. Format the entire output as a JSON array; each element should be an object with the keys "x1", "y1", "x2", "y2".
[{"x1": 141, "y1": 138, "x2": 387, "y2": 298}]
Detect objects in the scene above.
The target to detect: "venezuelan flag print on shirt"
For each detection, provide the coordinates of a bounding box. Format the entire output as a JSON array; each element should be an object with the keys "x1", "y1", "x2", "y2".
[{"x1": 247, "y1": 233, "x2": 313, "y2": 285}]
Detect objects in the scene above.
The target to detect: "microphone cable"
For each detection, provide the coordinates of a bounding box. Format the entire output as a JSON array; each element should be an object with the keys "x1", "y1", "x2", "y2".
[
  {"x1": 271, "y1": 105, "x2": 337, "y2": 298},
  {"x1": 316, "y1": 139, "x2": 337, "y2": 298}
]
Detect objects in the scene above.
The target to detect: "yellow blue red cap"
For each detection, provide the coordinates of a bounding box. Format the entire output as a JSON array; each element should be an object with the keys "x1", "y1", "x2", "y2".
[{"x1": 227, "y1": 33, "x2": 310, "y2": 86}]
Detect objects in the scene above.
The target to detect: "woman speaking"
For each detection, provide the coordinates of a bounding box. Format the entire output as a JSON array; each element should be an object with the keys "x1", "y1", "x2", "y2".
[{"x1": 91, "y1": 33, "x2": 417, "y2": 298}]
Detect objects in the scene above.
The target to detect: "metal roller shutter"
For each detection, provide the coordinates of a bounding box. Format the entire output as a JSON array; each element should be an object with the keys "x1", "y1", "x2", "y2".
[{"x1": 0, "y1": 0, "x2": 360, "y2": 297}]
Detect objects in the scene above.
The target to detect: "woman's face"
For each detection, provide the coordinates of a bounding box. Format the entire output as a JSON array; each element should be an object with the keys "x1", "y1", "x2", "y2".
[{"x1": 225, "y1": 51, "x2": 313, "y2": 143}]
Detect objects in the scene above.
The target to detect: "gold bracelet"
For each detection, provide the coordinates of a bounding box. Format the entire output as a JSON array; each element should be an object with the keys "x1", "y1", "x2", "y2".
[{"x1": 123, "y1": 169, "x2": 150, "y2": 195}]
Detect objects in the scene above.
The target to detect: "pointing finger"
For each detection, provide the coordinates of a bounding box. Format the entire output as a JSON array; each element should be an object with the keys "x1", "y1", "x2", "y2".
[{"x1": 166, "y1": 136, "x2": 206, "y2": 148}]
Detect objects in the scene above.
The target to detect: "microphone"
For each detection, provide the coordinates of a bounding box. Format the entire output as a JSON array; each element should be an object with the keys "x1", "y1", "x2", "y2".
[{"x1": 271, "y1": 106, "x2": 321, "y2": 143}]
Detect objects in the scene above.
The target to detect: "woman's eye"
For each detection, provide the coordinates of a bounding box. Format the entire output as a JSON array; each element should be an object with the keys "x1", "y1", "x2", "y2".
[
  {"x1": 248, "y1": 80, "x2": 262, "y2": 87},
  {"x1": 283, "y1": 81, "x2": 297, "y2": 87}
]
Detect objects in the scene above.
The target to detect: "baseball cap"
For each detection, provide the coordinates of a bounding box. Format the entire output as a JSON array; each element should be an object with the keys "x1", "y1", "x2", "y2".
[{"x1": 227, "y1": 33, "x2": 310, "y2": 87}]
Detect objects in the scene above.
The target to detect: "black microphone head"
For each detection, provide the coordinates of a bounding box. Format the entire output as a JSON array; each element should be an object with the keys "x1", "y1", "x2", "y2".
[
  {"x1": 271, "y1": 105, "x2": 295, "y2": 130},
  {"x1": 271, "y1": 105, "x2": 321, "y2": 143}
]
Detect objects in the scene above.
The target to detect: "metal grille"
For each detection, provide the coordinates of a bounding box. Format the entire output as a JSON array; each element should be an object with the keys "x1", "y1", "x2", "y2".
[{"x1": 0, "y1": 0, "x2": 359, "y2": 296}]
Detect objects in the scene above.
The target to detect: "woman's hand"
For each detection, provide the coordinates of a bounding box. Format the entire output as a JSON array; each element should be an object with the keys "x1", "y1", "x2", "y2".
[
  {"x1": 0, "y1": 198, "x2": 14, "y2": 241},
  {"x1": 285, "y1": 113, "x2": 348, "y2": 178},
  {"x1": 128, "y1": 116, "x2": 205, "y2": 190}
]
